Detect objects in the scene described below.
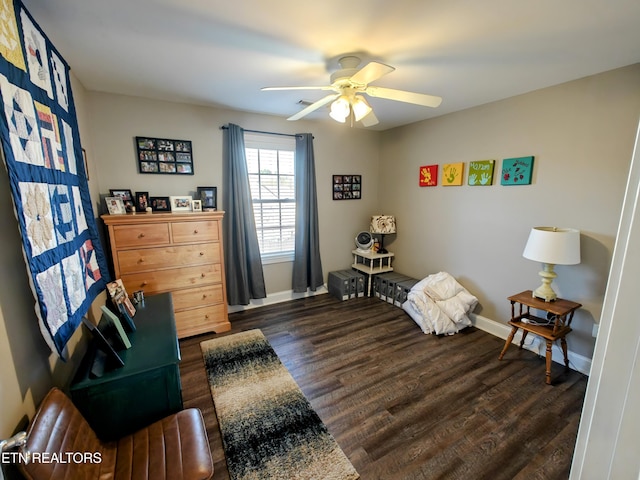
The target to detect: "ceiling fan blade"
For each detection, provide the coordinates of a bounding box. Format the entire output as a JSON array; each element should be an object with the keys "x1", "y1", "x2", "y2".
[
  {"x1": 349, "y1": 61, "x2": 395, "y2": 86},
  {"x1": 360, "y1": 109, "x2": 379, "y2": 127},
  {"x1": 262, "y1": 86, "x2": 336, "y2": 91},
  {"x1": 365, "y1": 85, "x2": 442, "y2": 108},
  {"x1": 287, "y1": 93, "x2": 340, "y2": 121}
]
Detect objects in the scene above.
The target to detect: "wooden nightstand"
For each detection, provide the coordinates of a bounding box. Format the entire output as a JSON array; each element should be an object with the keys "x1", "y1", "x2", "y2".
[{"x1": 498, "y1": 290, "x2": 582, "y2": 385}]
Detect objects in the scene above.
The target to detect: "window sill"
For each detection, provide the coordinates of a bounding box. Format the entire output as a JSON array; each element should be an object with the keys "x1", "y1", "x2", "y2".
[{"x1": 261, "y1": 252, "x2": 294, "y2": 265}]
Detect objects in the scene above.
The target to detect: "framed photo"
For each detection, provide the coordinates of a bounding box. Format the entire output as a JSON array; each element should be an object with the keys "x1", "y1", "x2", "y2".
[
  {"x1": 170, "y1": 195, "x2": 193, "y2": 212},
  {"x1": 192, "y1": 199, "x2": 202, "y2": 212},
  {"x1": 106, "y1": 279, "x2": 136, "y2": 319},
  {"x1": 82, "y1": 317, "x2": 124, "y2": 370},
  {"x1": 105, "y1": 196, "x2": 127, "y2": 215},
  {"x1": 100, "y1": 305, "x2": 131, "y2": 350},
  {"x1": 333, "y1": 174, "x2": 361, "y2": 200},
  {"x1": 150, "y1": 196, "x2": 170, "y2": 211},
  {"x1": 197, "y1": 186, "x2": 217, "y2": 211},
  {"x1": 135, "y1": 191, "x2": 150, "y2": 212},
  {"x1": 136, "y1": 136, "x2": 193, "y2": 175},
  {"x1": 109, "y1": 189, "x2": 135, "y2": 211}
]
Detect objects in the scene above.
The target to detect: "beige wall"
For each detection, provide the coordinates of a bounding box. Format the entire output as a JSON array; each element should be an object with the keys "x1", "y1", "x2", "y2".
[
  {"x1": 1, "y1": 63, "x2": 638, "y2": 439},
  {"x1": 86, "y1": 93, "x2": 381, "y2": 293},
  {"x1": 379, "y1": 64, "x2": 640, "y2": 358}
]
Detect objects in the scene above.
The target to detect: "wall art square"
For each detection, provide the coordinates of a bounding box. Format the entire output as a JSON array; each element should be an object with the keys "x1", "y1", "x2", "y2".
[
  {"x1": 501, "y1": 156, "x2": 534, "y2": 185},
  {"x1": 442, "y1": 162, "x2": 464, "y2": 186},
  {"x1": 468, "y1": 160, "x2": 495, "y2": 186},
  {"x1": 333, "y1": 174, "x2": 361, "y2": 200},
  {"x1": 419, "y1": 165, "x2": 438, "y2": 186}
]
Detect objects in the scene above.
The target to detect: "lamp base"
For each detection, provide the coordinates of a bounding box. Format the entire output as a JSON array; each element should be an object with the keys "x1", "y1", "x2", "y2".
[{"x1": 532, "y1": 263, "x2": 558, "y2": 302}]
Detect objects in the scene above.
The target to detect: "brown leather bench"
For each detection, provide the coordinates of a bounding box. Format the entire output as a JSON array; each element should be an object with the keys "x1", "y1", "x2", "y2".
[{"x1": 16, "y1": 388, "x2": 213, "y2": 480}]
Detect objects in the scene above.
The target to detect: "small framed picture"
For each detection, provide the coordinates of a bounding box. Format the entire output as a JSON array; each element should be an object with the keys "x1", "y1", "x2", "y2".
[
  {"x1": 170, "y1": 195, "x2": 193, "y2": 212},
  {"x1": 191, "y1": 199, "x2": 202, "y2": 212},
  {"x1": 105, "y1": 196, "x2": 127, "y2": 214},
  {"x1": 150, "y1": 196, "x2": 170, "y2": 211},
  {"x1": 109, "y1": 189, "x2": 135, "y2": 211},
  {"x1": 197, "y1": 186, "x2": 217, "y2": 211},
  {"x1": 135, "y1": 191, "x2": 149, "y2": 212}
]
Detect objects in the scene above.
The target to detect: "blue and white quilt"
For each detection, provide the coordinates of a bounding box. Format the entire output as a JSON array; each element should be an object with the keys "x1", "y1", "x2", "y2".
[{"x1": 0, "y1": 0, "x2": 110, "y2": 357}]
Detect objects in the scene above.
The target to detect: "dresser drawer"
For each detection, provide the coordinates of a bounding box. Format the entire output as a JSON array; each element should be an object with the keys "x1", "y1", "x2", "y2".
[
  {"x1": 121, "y1": 264, "x2": 222, "y2": 293},
  {"x1": 112, "y1": 223, "x2": 170, "y2": 248},
  {"x1": 117, "y1": 243, "x2": 220, "y2": 274},
  {"x1": 175, "y1": 304, "x2": 229, "y2": 338},
  {"x1": 171, "y1": 220, "x2": 219, "y2": 244},
  {"x1": 172, "y1": 285, "x2": 224, "y2": 311}
]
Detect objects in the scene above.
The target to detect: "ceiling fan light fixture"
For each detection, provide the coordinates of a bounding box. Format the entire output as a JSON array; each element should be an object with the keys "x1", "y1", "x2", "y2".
[
  {"x1": 329, "y1": 96, "x2": 350, "y2": 123},
  {"x1": 352, "y1": 96, "x2": 372, "y2": 122}
]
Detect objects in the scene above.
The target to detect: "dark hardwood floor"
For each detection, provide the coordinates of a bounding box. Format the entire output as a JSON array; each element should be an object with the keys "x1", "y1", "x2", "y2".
[{"x1": 179, "y1": 294, "x2": 588, "y2": 480}]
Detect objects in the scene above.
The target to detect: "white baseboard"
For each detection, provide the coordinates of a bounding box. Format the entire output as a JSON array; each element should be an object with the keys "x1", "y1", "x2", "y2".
[
  {"x1": 470, "y1": 313, "x2": 592, "y2": 376},
  {"x1": 228, "y1": 286, "x2": 329, "y2": 313}
]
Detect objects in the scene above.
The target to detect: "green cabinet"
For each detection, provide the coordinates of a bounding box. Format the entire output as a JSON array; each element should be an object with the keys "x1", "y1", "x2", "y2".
[{"x1": 70, "y1": 293, "x2": 182, "y2": 440}]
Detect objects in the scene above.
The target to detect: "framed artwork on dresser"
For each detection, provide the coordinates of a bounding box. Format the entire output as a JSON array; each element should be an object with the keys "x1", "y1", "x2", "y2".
[{"x1": 150, "y1": 196, "x2": 170, "y2": 211}]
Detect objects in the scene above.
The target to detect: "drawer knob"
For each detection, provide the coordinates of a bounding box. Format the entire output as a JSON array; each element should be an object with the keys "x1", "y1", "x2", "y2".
[
  {"x1": 199, "y1": 252, "x2": 204, "y2": 256},
  {"x1": 138, "y1": 258, "x2": 145, "y2": 263},
  {"x1": 202, "y1": 294, "x2": 207, "y2": 299},
  {"x1": 138, "y1": 233, "x2": 145, "y2": 238},
  {"x1": 205, "y1": 315, "x2": 209, "y2": 319},
  {"x1": 201, "y1": 273, "x2": 206, "y2": 278},
  {"x1": 194, "y1": 230, "x2": 199, "y2": 234},
  {"x1": 141, "y1": 281, "x2": 148, "y2": 286}
]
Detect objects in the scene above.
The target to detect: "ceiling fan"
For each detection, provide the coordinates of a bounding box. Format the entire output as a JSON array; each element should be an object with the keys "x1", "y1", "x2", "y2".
[{"x1": 262, "y1": 54, "x2": 442, "y2": 127}]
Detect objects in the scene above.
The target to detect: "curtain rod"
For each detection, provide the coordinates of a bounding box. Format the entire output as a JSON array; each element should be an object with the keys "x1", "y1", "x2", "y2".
[{"x1": 219, "y1": 126, "x2": 300, "y2": 138}]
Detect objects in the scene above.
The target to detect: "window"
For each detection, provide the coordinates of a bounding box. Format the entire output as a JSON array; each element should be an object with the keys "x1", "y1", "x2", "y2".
[{"x1": 245, "y1": 133, "x2": 296, "y2": 263}]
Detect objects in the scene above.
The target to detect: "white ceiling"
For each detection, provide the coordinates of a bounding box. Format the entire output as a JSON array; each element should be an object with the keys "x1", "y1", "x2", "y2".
[{"x1": 23, "y1": 0, "x2": 640, "y2": 131}]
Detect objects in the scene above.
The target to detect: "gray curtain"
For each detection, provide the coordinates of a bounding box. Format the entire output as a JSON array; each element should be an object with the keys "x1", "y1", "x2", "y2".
[
  {"x1": 222, "y1": 123, "x2": 266, "y2": 305},
  {"x1": 292, "y1": 133, "x2": 324, "y2": 292}
]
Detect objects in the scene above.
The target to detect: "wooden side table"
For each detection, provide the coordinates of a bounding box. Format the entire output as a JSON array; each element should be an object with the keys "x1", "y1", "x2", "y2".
[
  {"x1": 498, "y1": 290, "x2": 582, "y2": 385},
  {"x1": 351, "y1": 249, "x2": 394, "y2": 296}
]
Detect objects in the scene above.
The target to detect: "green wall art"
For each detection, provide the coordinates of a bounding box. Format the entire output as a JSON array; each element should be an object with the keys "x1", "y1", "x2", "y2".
[
  {"x1": 468, "y1": 160, "x2": 495, "y2": 186},
  {"x1": 501, "y1": 156, "x2": 534, "y2": 185}
]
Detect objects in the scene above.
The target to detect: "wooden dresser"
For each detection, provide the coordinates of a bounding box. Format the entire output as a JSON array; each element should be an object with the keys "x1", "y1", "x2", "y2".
[{"x1": 101, "y1": 211, "x2": 229, "y2": 338}]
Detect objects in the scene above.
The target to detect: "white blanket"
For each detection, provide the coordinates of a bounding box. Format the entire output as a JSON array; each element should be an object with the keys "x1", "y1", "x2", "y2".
[{"x1": 402, "y1": 272, "x2": 478, "y2": 335}]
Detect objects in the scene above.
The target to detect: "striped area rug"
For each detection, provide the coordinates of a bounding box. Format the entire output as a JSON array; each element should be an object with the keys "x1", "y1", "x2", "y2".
[{"x1": 201, "y1": 329, "x2": 359, "y2": 480}]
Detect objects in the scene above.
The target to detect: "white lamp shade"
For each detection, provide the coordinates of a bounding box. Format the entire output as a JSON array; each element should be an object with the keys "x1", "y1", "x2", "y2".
[
  {"x1": 523, "y1": 227, "x2": 581, "y2": 265},
  {"x1": 370, "y1": 215, "x2": 396, "y2": 234}
]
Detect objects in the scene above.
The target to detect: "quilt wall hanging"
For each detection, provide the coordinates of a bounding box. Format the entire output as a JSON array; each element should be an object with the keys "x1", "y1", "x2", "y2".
[{"x1": 0, "y1": 0, "x2": 110, "y2": 357}]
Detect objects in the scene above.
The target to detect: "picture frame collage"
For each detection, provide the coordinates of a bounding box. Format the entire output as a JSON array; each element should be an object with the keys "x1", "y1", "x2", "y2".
[
  {"x1": 136, "y1": 136, "x2": 194, "y2": 175},
  {"x1": 104, "y1": 187, "x2": 216, "y2": 214},
  {"x1": 333, "y1": 174, "x2": 362, "y2": 200}
]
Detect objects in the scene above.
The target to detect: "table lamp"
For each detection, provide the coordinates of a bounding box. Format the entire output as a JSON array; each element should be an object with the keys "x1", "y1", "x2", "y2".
[
  {"x1": 370, "y1": 215, "x2": 396, "y2": 254},
  {"x1": 522, "y1": 226, "x2": 581, "y2": 302}
]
